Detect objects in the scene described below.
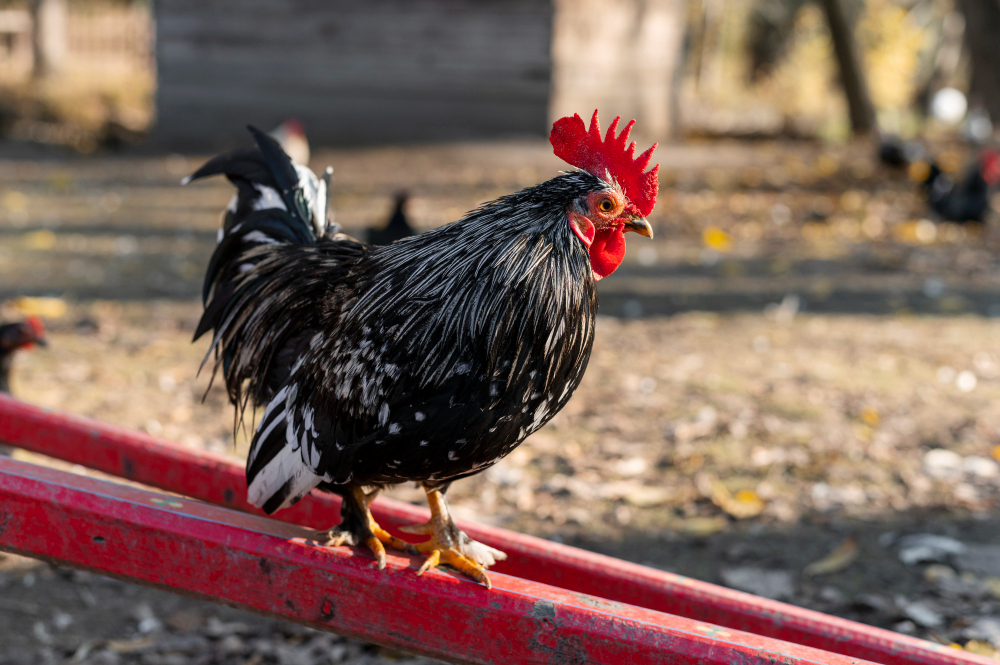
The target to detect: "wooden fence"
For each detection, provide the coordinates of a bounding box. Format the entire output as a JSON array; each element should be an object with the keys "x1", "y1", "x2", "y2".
[{"x1": 0, "y1": 2, "x2": 151, "y2": 78}]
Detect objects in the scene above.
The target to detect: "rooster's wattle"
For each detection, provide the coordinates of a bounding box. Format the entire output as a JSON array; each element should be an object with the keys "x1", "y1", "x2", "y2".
[{"x1": 187, "y1": 111, "x2": 657, "y2": 586}]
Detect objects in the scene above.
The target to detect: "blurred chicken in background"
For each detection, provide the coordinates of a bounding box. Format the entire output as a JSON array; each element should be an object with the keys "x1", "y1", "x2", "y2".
[
  {"x1": 269, "y1": 118, "x2": 310, "y2": 166},
  {"x1": 366, "y1": 191, "x2": 416, "y2": 246},
  {"x1": 910, "y1": 149, "x2": 1000, "y2": 224},
  {"x1": 0, "y1": 316, "x2": 47, "y2": 456}
]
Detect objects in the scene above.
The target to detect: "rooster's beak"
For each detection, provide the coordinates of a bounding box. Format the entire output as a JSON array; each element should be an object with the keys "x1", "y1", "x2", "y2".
[{"x1": 623, "y1": 218, "x2": 654, "y2": 239}]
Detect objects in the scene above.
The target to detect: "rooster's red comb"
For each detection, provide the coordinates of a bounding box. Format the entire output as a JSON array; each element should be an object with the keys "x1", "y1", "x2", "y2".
[
  {"x1": 982, "y1": 148, "x2": 1000, "y2": 187},
  {"x1": 26, "y1": 316, "x2": 45, "y2": 339},
  {"x1": 550, "y1": 110, "x2": 659, "y2": 218}
]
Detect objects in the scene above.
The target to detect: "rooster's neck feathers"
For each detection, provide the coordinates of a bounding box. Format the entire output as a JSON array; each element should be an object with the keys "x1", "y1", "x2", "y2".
[{"x1": 336, "y1": 171, "x2": 602, "y2": 392}]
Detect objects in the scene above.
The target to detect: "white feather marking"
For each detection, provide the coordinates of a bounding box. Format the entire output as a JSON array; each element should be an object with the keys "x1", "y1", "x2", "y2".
[
  {"x1": 388, "y1": 423, "x2": 401, "y2": 435},
  {"x1": 252, "y1": 185, "x2": 287, "y2": 211},
  {"x1": 414, "y1": 412, "x2": 425, "y2": 422},
  {"x1": 246, "y1": 444, "x2": 321, "y2": 511},
  {"x1": 253, "y1": 183, "x2": 288, "y2": 210},
  {"x1": 243, "y1": 230, "x2": 279, "y2": 244},
  {"x1": 225, "y1": 194, "x2": 238, "y2": 213},
  {"x1": 532, "y1": 400, "x2": 550, "y2": 431},
  {"x1": 260, "y1": 387, "x2": 289, "y2": 421},
  {"x1": 260, "y1": 408, "x2": 287, "y2": 442},
  {"x1": 378, "y1": 404, "x2": 389, "y2": 427}
]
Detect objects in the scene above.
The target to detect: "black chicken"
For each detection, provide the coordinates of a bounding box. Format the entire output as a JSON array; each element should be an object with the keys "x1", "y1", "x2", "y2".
[
  {"x1": 0, "y1": 317, "x2": 46, "y2": 455},
  {"x1": 186, "y1": 111, "x2": 657, "y2": 587},
  {"x1": 877, "y1": 134, "x2": 924, "y2": 169},
  {"x1": 366, "y1": 191, "x2": 416, "y2": 246},
  {"x1": 917, "y1": 148, "x2": 1000, "y2": 223},
  {"x1": 0, "y1": 317, "x2": 46, "y2": 394}
]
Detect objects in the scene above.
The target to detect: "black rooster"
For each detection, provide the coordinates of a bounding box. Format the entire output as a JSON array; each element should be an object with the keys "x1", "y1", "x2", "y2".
[
  {"x1": 0, "y1": 317, "x2": 46, "y2": 394},
  {"x1": 186, "y1": 111, "x2": 657, "y2": 587},
  {"x1": 366, "y1": 191, "x2": 415, "y2": 246},
  {"x1": 0, "y1": 317, "x2": 46, "y2": 455},
  {"x1": 918, "y1": 149, "x2": 1000, "y2": 224},
  {"x1": 877, "y1": 134, "x2": 924, "y2": 169}
]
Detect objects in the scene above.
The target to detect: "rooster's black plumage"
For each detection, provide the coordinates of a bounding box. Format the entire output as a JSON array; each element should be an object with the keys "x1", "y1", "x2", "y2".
[{"x1": 189, "y1": 113, "x2": 656, "y2": 585}]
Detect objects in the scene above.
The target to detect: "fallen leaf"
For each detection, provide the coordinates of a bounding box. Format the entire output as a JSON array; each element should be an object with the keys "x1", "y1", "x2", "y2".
[
  {"x1": 702, "y1": 227, "x2": 733, "y2": 252},
  {"x1": 860, "y1": 407, "x2": 880, "y2": 427},
  {"x1": 622, "y1": 486, "x2": 673, "y2": 508},
  {"x1": 908, "y1": 160, "x2": 931, "y2": 183},
  {"x1": 12, "y1": 296, "x2": 68, "y2": 319},
  {"x1": 106, "y1": 637, "x2": 155, "y2": 653},
  {"x1": 677, "y1": 516, "x2": 728, "y2": 537},
  {"x1": 963, "y1": 641, "x2": 1000, "y2": 658},
  {"x1": 23, "y1": 230, "x2": 56, "y2": 251},
  {"x1": 803, "y1": 535, "x2": 858, "y2": 577},
  {"x1": 706, "y1": 475, "x2": 766, "y2": 519}
]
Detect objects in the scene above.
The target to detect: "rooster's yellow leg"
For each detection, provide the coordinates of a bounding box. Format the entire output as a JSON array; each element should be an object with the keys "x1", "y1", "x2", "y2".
[
  {"x1": 400, "y1": 484, "x2": 507, "y2": 589},
  {"x1": 311, "y1": 487, "x2": 415, "y2": 570}
]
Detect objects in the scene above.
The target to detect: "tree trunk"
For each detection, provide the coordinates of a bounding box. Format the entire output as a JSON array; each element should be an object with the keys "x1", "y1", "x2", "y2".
[
  {"x1": 551, "y1": 0, "x2": 689, "y2": 139},
  {"x1": 955, "y1": 0, "x2": 1000, "y2": 123},
  {"x1": 817, "y1": 0, "x2": 877, "y2": 135}
]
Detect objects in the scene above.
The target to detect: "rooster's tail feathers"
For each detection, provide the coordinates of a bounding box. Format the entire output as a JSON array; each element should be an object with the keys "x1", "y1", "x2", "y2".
[
  {"x1": 246, "y1": 384, "x2": 325, "y2": 514},
  {"x1": 183, "y1": 126, "x2": 330, "y2": 242},
  {"x1": 188, "y1": 128, "x2": 350, "y2": 411}
]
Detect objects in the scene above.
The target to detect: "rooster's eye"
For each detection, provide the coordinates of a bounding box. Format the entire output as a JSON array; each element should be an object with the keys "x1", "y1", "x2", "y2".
[{"x1": 598, "y1": 197, "x2": 614, "y2": 213}]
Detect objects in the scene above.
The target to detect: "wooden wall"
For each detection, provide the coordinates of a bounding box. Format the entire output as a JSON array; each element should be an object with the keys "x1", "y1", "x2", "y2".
[
  {"x1": 154, "y1": 0, "x2": 688, "y2": 148},
  {"x1": 154, "y1": 0, "x2": 554, "y2": 148}
]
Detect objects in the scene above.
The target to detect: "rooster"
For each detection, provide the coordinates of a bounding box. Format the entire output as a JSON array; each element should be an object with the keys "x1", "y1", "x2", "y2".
[
  {"x1": 270, "y1": 118, "x2": 310, "y2": 166},
  {"x1": 914, "y1": 148, "x2": 1000, "y2": 224},
  {"x1": 0, "y1": 317, "x2": 46, "y2": 455},
  {"x1": 186, "y1": 111, "x2": 657, "y2": 587}
]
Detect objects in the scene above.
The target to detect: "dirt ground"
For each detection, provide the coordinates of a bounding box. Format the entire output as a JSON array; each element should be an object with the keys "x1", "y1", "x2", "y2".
[{"x1": 2, "y1": 136, "x2": 1000, "y2": 663}]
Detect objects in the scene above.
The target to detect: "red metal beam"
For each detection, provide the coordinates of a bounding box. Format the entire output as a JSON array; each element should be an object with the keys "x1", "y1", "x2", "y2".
[
  {"x1": 0, "y1": 395, "x2": 990, "y2": 665},
  {"x1": 0, "y1": 456, "x2": 879, "y2": 665}
]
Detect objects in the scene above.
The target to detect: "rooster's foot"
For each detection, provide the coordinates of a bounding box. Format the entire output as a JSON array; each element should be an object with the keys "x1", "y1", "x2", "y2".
[
  {"x1": 400, "y1": 486, "x2": 506, "y2": 589},
  {"x1": 310, "y1": 487, "x2": 415, "y2": 570}
]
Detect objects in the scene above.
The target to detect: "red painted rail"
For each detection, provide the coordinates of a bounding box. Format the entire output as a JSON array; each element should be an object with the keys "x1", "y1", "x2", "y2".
[
  {"x1": 0, "y1": 395, "x2": 991, "y2": 665},
  {"x1": 0, "y1": 456, "x2": 879, "y2": 665}
]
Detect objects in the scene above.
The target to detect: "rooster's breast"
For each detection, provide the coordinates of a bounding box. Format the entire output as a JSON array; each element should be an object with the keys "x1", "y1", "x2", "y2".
[{"x1": 314, "y1": 228, "x2": 598, "y2": 486}]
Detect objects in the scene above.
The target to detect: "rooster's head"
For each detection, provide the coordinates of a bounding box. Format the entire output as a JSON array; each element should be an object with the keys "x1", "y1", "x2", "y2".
[
  {"x1": 550, "y1": 110, "x2": 658, "y2": 280},
  {"x1": 0, "y1": 316, "x2": 46, "y2": 352}
]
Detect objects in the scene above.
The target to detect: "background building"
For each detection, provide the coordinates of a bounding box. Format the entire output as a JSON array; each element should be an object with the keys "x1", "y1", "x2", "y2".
[{"x1": 153, "y1": 0, "x2": 687, "y2": 147}]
